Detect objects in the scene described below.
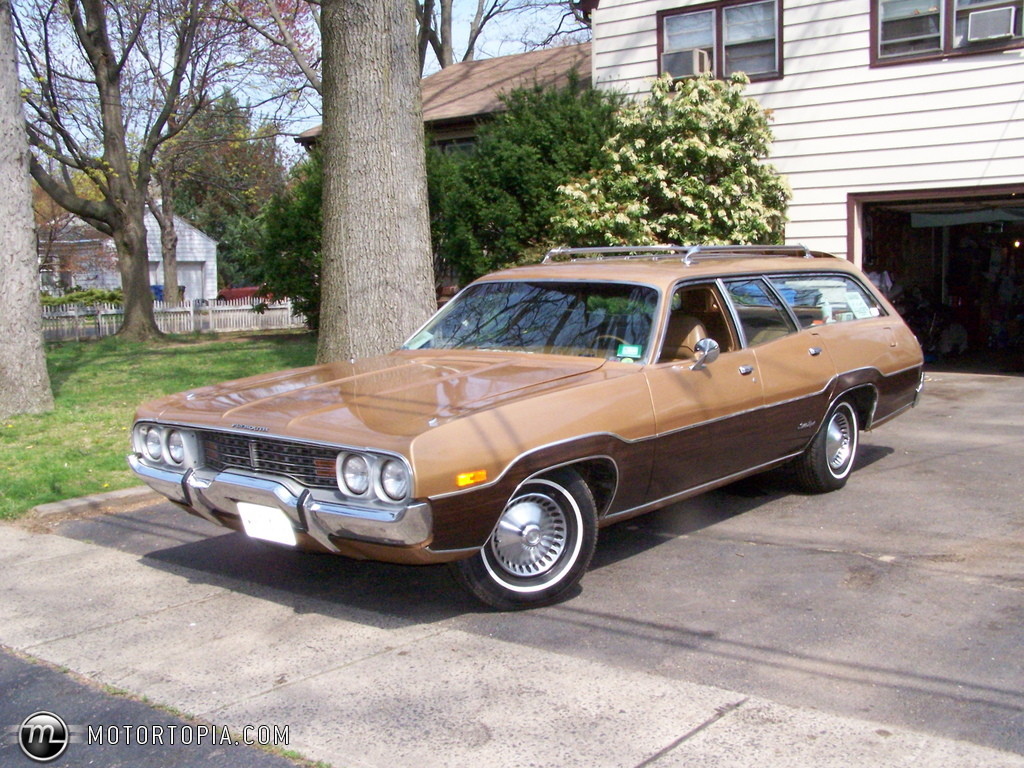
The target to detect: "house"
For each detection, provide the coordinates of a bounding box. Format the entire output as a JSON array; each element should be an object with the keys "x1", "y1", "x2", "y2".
[
  {"x1": 294, "y1": 43, "x2": 592, "y2": 151},
  {"x1": 38, "y1": 211, "x2": 219, "y2": 303},
  {"x1": 585, "y1": 0, "x2": 1024, "y2": 355}
]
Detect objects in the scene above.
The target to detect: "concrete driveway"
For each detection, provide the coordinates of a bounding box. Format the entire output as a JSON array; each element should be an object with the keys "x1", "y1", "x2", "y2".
[{"x1": 2, "y1": 371, "x2": 1022, "y2": 767}]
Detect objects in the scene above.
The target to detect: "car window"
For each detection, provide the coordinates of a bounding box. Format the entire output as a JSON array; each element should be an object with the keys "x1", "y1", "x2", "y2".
[
  {"x1": 658, "y1": 283, "x2": 736, "y2": 362},
  {"x1": 769, "y1": 274, "x2": 884, "y2": 328},
  {"x1": 404, "y1": 280, "x2": 659, "y2": 362},
  {"x1": 723, "y1": 278, "x2": 795, "y2": 347}
]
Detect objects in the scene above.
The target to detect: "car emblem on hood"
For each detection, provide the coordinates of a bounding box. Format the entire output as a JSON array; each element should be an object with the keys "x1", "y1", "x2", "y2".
[{"x1": 232, "y1": 424, "x2": 270, "y2": 433}]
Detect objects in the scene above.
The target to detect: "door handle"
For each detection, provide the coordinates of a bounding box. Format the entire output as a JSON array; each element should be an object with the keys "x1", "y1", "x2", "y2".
[
  {"x1": 809, "y1": 347, "x2": 822, "y2": 356},
  {"x1": 738, "y1": 365, "x2": 755, "y2": 375}
]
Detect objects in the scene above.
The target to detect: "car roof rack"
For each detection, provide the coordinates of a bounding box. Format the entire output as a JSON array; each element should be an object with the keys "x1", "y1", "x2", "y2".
[{"x1": 542, "y1": 244, "x2": 822, "y2": 264}]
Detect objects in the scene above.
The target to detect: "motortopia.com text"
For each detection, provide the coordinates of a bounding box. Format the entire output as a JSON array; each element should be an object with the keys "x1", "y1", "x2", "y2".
[{"x1": 86, "y1": 723, "x2": 289, "y2": 747}]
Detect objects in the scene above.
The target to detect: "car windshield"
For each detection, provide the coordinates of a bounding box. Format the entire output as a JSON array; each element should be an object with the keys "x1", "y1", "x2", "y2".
[{"x1": 404, "y1": 280, "x2": 659, "y2": 362}]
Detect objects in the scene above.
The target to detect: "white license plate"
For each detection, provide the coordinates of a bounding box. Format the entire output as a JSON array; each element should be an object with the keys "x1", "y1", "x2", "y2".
[{"x1": 237, "y1": 502, "x2": 297, "y2": 546}]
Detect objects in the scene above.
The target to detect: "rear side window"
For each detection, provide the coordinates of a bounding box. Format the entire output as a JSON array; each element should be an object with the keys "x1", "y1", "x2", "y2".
[
  {"x1": 723, "y1": 278, "x2": 795, "y2": 347},
  {"x1": 769, "y1": 274, "x2": 884, "y2": 328}
]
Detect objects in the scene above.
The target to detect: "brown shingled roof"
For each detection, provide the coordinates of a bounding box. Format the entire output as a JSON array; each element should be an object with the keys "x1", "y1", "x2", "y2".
[
  {"x1": 422, "y1": 42, "x2": 591, "y2": 124},
  {"x1": 295, "y1": 42, "x2": 592, "y2": 146}
]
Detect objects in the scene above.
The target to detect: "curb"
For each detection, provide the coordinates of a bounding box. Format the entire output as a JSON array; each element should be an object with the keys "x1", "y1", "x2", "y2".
[{"x1": 30, "y1": 486, "x2": 162, "y2": 518}]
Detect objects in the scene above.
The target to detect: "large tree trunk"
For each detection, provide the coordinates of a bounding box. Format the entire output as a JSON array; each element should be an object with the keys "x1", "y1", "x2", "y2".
[
  {"x1": 317, "y1": 0, "x2": 436, "y2": 363},
  {"x1": 114, "y1": 197, "x2": 161, "y2": 342},
  {"x1": 0, "y1": 0, "x2": 53, "y2": 419}
]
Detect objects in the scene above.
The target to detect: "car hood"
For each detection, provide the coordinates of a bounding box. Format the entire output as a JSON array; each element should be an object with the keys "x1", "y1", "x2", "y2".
[{"x1": 138, "y1": 351, "x2": 616, "y2": 453}]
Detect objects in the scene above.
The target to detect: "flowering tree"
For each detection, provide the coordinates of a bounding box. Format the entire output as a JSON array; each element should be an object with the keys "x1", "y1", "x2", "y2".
[{"x1": 552, "y1": 74, "x2": 790, "y2": 247}]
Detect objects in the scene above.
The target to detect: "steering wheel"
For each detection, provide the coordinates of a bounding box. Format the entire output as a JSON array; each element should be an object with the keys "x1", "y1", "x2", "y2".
[{"x1": 595, "y1": 334, "x2": 628, "y2": 347}]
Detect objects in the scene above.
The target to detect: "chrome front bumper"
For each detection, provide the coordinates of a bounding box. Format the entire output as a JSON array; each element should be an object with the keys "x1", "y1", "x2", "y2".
[{"x1": 128, "y1": 454, "x2": 432, "y2": 552}]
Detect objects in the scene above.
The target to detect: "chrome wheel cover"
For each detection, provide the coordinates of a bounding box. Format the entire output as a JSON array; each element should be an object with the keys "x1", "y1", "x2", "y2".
[
  {"x1": 489, "y1": 492, "x2": 568, "y2": 578},
  {"x1": 825, "y1": 407, "x2": 854, "y2": 474}
]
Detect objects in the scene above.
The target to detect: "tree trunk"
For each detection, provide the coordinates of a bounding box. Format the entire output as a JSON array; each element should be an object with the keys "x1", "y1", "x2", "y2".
[
  {"x1": 150, "y1": 176, "x2": 180, "y2": 307},
  {"x1": 161, "y1": 214, "x2": 180, "y2": 305},
  {"x1": 114, "y1": 198, "x2": 161, "y2": 342},
  {"x1": 439, "y1": 0, "x2": 454, "y2": 67},
  {"x1": 0, "y1": 0, "x2": 53, "y2": 419},
  {"x1": 317, "y1": 0, "x2": 436, "y2": 363}
]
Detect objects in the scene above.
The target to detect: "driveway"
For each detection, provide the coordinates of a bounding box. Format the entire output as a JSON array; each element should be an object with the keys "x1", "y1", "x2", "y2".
[{"x1": 2, "y1": 371, "x2": 1022, "y2": 767}]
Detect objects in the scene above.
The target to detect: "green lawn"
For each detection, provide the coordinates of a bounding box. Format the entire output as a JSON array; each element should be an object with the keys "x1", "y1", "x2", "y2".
[{"x1": 0, "y1": 332, "x2": 317, "y2": 520}]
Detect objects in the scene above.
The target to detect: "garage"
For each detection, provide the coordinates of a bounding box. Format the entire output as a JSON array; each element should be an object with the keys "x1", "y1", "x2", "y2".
[{"x1": 855, "y1": 187, "x2": 1024, "y2": 372}]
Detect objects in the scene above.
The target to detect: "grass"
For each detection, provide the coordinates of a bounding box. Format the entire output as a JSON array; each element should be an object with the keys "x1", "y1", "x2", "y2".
[{"x1": 0, "y1": 331, "x2": 317, "y2": 520}]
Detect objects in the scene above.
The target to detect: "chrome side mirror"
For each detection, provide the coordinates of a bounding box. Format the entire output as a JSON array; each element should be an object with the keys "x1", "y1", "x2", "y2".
[{"x1": 690, "y1": 338, "x2": 720, "y2": 371}]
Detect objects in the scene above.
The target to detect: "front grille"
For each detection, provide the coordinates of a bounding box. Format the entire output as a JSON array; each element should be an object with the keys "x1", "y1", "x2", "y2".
[{"x1": 201, "y1": 431, "x2": 340, "y2": 489}]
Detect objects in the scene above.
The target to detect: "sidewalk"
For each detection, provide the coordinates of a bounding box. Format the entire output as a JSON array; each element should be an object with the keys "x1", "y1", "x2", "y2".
[{"x1": 2, "y1": 510, "x2": 1021, "y2": 768}]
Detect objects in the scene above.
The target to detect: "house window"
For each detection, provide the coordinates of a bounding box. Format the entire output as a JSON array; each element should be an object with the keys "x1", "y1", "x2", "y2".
[
  {"x1": 875, "y1": 0, "x2": 1023, "y2": 62},
  {"x1": 659, "y1": 0, "x2": 781, "y2": 81}
]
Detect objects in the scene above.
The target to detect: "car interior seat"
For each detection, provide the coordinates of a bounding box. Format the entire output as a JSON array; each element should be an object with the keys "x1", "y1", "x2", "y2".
[{"x1": 659, "y1": 313, "x2": 707, "y2": 362}]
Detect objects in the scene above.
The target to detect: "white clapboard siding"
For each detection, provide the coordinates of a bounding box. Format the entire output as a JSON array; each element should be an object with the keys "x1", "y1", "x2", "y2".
[
  {"x1": 40, "y1": 299, "x2": 306, "y2": 342},
  {"x1": 590, "y1": 0, "x2": 1024, "y2": 259}
]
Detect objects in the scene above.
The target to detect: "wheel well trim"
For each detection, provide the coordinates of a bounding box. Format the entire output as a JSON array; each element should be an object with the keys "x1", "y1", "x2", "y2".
[
  {"x1": 834, "y1": 382, "x2": 880, "y2": 430},
  {"x1": 519, "y1": 455, "x2": 620, "y2": 517}
]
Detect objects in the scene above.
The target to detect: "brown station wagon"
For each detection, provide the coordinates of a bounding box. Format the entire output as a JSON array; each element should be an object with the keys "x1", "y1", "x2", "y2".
[{"x1": 129, "y1": 245, "x2": 924, "y2": 609}]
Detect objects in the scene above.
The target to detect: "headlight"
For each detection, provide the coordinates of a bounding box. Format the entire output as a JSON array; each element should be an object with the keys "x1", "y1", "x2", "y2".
[
  {"x1": 134, "y1": 423, "x2": 194, "y2": 468},
  {"x1": 144, "y1": 426, "x2": 163, "y2": 461},
  {"x1": 340, "y1": 453, "x2": 371, "y2": 496},
  {"x1": 380, "y1": 459, "x2": 410, "y2": 501},
  {"x1": 166, "y1": 430, "x2": 186, "y2": 465}
]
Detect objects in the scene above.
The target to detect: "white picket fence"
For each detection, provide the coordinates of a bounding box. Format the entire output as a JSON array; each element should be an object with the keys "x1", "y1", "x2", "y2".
[{"x1": 41, "y1": 298, "x2": 307, "y2": 341}]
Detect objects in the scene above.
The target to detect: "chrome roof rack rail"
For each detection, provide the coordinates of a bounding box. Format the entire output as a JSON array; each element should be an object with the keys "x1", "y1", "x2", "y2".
[
  {"x1": 542, "y1": 245, "x2": 692, "y2": 263},
  {"x1": 542, "y1": 244, "x2": 822, "y2": 265},
  {"x1": 684, "y1": 244, "x2": 816, "y2": 260}
]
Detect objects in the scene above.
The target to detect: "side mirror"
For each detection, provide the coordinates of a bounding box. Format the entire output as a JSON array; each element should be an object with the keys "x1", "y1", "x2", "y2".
[{"x1": 690, "y1": 338, "x2": 720, "y2": 371}]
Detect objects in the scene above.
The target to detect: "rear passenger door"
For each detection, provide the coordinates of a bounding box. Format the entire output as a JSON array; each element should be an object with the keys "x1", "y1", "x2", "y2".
[
  {"x1": 768, "y1": 272, "x2": 919, "y2": 422},
  {"x1": 722, "y1": 278, "x2": 838, "y2": 458}
]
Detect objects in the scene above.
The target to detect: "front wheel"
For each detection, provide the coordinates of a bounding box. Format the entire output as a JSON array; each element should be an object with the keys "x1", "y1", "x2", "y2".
[
  {"x1": 793, "y1": 399, "x2": 859, "y2": 493},
  {"x1": 449, "y1": 469, "x2": 597, "y2": 610}
]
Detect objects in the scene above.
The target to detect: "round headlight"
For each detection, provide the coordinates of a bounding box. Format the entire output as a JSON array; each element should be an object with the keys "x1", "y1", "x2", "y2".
[
  {"x1": 341, "y1": 454, "x2": 370, "y2": 496},
  {"x1": 166, "y1": 430, "x2": 186, "y2": 465},
  {"x1": 144, "y1": 426, "x2": 164, "y2": 461},
  {"x1": 380, "y1": 459, "x2": 410, "y2": 501}
]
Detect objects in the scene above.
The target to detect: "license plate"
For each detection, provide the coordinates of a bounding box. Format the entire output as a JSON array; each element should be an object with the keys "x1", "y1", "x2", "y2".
[{"x1": 237, "y1": 502, "x2": 297, "y2": 546}]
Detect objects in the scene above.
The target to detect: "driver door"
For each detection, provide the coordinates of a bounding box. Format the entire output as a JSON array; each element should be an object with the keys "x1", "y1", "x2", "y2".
[{"x1": 644, "y1": 283, "x2": 765, "y2": 500}]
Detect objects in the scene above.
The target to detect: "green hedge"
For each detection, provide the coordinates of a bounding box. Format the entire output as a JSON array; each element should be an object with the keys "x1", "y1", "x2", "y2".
[{"x1": 40, "y1": 289, "x2": 124, "y2": 307}]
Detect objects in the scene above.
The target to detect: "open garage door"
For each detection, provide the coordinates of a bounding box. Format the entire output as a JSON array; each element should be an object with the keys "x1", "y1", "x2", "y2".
[{"x1": 855, "y1": 188, "x2": 1024, "y2": 372}]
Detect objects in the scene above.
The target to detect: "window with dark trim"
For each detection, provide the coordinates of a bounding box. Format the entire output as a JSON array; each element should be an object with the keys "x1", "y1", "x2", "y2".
[
  {"x1": 658, "y1": 0, "x2": 783, "y2": 82},
  {"x1": 873, "y1": 0, "x2": 1024, "y2": 63}
]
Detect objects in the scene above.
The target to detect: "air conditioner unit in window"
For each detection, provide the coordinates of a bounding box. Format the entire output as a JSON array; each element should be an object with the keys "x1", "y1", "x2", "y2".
[
  {"x1": 662, "y1": 48, "x2": 712, "y2": 78},
  {"x1": 967, "y1": 7, "x2": 1016, "y2": 42}
]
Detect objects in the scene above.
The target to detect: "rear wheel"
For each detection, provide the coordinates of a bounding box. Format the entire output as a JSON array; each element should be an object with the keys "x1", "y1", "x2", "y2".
[
  {"x1": 793, "y1": 399, "x2": 859, "y2": 493},
  {"x1": 450, "y1": 469, "x2": 597, "y2": 610}
]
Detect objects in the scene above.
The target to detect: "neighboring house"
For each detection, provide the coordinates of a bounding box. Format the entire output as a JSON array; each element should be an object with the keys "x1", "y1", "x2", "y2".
[
  {"x1": 38, "y1": 211, "x2": 219, "y2": 303},
  {"x1": 295, "y1": 43, "x2": 592, "y2": 151},
  {"x1": 585, "y1": 0, "x2": 1024, "y2": 353}
]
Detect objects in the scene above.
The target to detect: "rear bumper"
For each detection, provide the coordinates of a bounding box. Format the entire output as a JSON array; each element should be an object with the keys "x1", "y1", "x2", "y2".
[{"x1": 128, "y1": 454, "x2": 432, "y2": 552}]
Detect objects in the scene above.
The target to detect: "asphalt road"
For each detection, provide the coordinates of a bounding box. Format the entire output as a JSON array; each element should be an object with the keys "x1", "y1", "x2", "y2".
[
  {"x1": 2, "y1": 370, "x2": 1022, "y2": 767},
  {"x1": 0, "y1": 649, "x2": 302, "y2": 768}
]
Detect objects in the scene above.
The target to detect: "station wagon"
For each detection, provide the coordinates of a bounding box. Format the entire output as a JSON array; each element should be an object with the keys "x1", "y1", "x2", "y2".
[{"x1": 129, "y1": 245, "x2": 924, "y2": 608}]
